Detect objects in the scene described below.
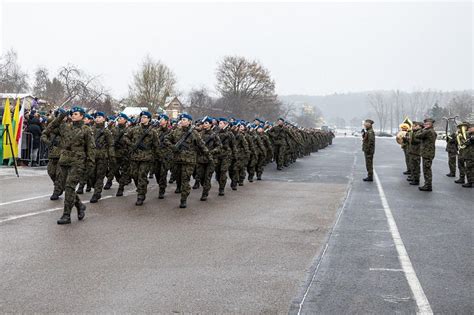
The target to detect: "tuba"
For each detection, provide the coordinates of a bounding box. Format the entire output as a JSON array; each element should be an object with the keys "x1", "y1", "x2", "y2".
[
  {"x1": 456, "y1": 124, "x2": 468, "y2": 151},
  {"x1": 396, "y1": 118, "x2": 412, "y2": 146}
]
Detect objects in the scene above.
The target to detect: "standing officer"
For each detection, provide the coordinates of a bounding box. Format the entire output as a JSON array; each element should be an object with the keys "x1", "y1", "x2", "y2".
[
  {"x1": 415, "y1": 118, "x2": 437, "y2": 191},
  {"x1": 48, "y1": 107, "x2": 95, "y2": 224},
  {"x1": 445, "y1": 127, "x2": 458, "y2": 177},
  {"x1": 122, "y1": 111, "x2": 160, "y2": 206},
  {"x1": 362, "y1": 119, "x2": 375, "y2": 182}
]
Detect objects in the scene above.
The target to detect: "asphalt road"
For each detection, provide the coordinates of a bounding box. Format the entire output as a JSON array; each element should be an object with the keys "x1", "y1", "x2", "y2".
[{"x1": 1, "y1": 137, "x2": 472, "y2": 313}]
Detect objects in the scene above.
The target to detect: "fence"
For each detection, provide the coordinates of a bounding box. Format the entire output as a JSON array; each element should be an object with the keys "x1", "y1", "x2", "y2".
[{"x1": 18, "y1": 132, "x2": 49, "y2": 166}]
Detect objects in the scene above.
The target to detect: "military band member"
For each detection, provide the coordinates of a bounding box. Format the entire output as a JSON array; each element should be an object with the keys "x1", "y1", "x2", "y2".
[{"x1": 362, "y1": 119, "x2": 375, "y2": 182}]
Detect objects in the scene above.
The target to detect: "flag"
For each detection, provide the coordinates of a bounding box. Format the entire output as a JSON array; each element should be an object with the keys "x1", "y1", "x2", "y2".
[
  {"x1": 14, "y1": 98, "x2": 25, "y2": 157},
  {"x1": 2, "y1": 98, "x2": 15, "y2": 159},
  {"x1": 12, "y1": 98, "x2": 21, "y2": 156}
]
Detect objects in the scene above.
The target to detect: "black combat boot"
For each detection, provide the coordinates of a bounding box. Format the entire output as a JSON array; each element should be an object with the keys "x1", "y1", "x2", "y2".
[
  {"x1": 403, "y1": 170, "x2": 411, "y2": 175},
  {"x1": 238, "y1": 182, "x2": 244, "y2": 186},
  {"x1": 418, "y1": 185, "x2": 432, "y2": 192},
  {"x1": 149, "y1": 173, "x2": 154, "y2": 179},
  {"x1": 116, "y1": 186, "x2": 124, "y2": 197},
  {"x1": 248, "y1": 176, "x2": 254, "y2": 183},
  {"x1": 50, "y1": 193, "x2": 60, "y2": 200},
  {"x1": 135, "y1": 196, "x2": 145, "y2": 206},
  {"x1": 446, "y1": 173, "x2": 456, "y2": 177},
  {"x1": 90, "y1": 193, "x2": 101, "y2": 203},
  {"x1": 158, "y1": 188, "x2": 165, "y2": 199},
  {"x1": 407, "y1": 177, "x2": 413, "y2": 181},
  {"x1": 363, "y1": 176, "x2": 373, "y2": 182},
  {"x1": 76, "y1": 184, "x2": 85, "y2": 194},
  {"x1": 230, "y1": 181, "x2": 237, "y2": 191},
  {"x1": 85, "y1": 185, "x2": 92, "y2": 192},
  {"x1": 277, "y1": 166, "x2": 282, "y2": 171},
  {"x1": 218, "y1": 188, "x2": 225, "y2": 196},
  {"x1": 462, "y1": 182, "x2": 472, "y2": 188},
  {"x1": 103, "y1": 180, "x2": 113, "y2": 190},
  {"x1": 200, "y1": 193, "x2": 208, "y2": 201},
  {"x1": 179, "y1": 199, "x2": 187, "y2": 208},
  {"x1": 57, "y1": 213, "x2": 71, "y2": 225},
  {"x1": 454, "y1": 178, "x2": 465, "y2": 184},
  {"x1": 410, "y1": 180, "x2": 420, "y2": 185},
  {"x1": 77, "y1": 203, "x2": 86, "y2": 221},
  {"x1": 192, "y1": 181, "x2": 200, "y2": 189},
  {"x1": 257, "y1": 174, "x2": 262, "y2": 180},
  {"x1": 175, "y1": 187, "x2": 181, "y2": 194}
]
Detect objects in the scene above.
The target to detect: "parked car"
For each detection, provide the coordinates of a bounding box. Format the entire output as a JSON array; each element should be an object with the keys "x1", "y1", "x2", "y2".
[{"x1": 437, "y1": 131, "x2": 447, "y2": 140}]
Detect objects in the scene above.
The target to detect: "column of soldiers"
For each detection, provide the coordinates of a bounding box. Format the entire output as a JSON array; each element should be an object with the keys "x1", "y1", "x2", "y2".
[
  {"x1": 42, "y1": 108, "x2": 335, "y2": 224},
  {"x1": 445, "y1": 121, "x2": 474, "y2": 188}
]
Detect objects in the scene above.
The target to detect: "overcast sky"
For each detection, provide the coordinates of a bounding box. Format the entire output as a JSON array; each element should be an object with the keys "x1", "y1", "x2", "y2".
[{"x1": 1, "y1": 1, "x2": 472, "y2": 98}]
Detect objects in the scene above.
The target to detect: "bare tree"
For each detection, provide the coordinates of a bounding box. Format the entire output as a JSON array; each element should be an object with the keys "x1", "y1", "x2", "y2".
[
  {"x1": 128, "y1": 55, "x2": 176, "y2": 113},
  {"x1": 448, "y1": 93, "x2": 473, "y2": 121},
  {"x1": 215, "y1": 56, "x2": 281, "y2": 120},
  {"x1": 187, "y1": 88, "x2": 217, "y2": 118},
  {"x1": 0, "y1": 49, "x2": 29, "y2": 93},
  {"x1": 367, "y1": 92, "x2": 389, "y2": 132}
]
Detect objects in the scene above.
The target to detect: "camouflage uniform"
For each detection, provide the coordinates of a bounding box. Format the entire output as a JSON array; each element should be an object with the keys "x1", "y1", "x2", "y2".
[
  {"x1": 215, "y1": 128, "x2": 236, "y2": 193},
  {"x1": 49, "y1": 111, "x2": 95, "y2": 219},
  {"x1": 415, "y1": 126, "x2": 437, "y2": 188},
  {"x1": 154, "y1": 125, "x2": 173, "y2": 198},
  {"x1": 463, "y1": 131, "x2": 474, "y2": 185},
  {"x1": 164, "y1": 126, "x2": 211, "y2": 203},
  {"x1": 41, "y1": 120, "x2": 64, "y2": 198},
  {"x1": 253, "y1": 131, "x2": 267, "y2": 180},
  {"x1": 362, "y1": 127, "x2": 375, "y2": 178},
  {"x1": 445, "y1": 133, "x2": 458, "y2": 176},
  {"x1": 268, "y1": 125, "x2": 288, "y2": 170},
  {"x1": 90, "y1": 122, "x2": 115, "y2": 200},
  {"x1": 408, "y1": 129, "x2": 421, "y2": 183},
  {"x1": 123, "y1": 124, "x2": 160, "y2": 203},
  {"x1": 244, "y1": 131, "x2": 258, "y2": 182},
  {"x1": 197, "y1": 128, "x2": 221, "y2": 198},
  {"x1": 232, "y1": 130, "x2": 250, "y2": 187},
  {"x1": 112, "y1": 123, "x2": 132, "y2": 194}
]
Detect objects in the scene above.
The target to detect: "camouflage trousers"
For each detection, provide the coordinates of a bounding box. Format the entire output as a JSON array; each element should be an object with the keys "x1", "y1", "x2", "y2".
[
  {"x1": 256, "y1": 153, "x2": 266, "y2": 178},
  {"x1": 91, "y1": 158, "x2": 108, "y2": 195},
  {"x1": 153, "y1": 158, "x2": 171, "y2": 191},
  {"x1": 47, "y1": 158, "x2": 63, "y2": 195},
  {"x1": 117, "y1": 157, "x2": 132, "y2": 188},
  {"x1": 129, "y1": 160, "x2": 153, "y2": 199},
  {"x1": 465, "y1": 158, "x2": 474, "y2": 183},
  {"x1": 239, "y1": 158, "x2": 249, "y2": 184},
  {"x1": 403, "y1": 147, "x2": 410, "y2": 171},
  {"x1": 274, "y1": 145, "x2": 286, "y2": 168},
  {"x1": 59, "y1": 163, "x2": 85, "y2": 215},
  {"x1": 458, "y1": 157, "x2": 466, "y2": 179},
  {"x1": 215, "y1": 156, "x2": 231, "y2": 189},
  {"x1": 229, "y1": 158, "x2": 243, "y2": 187},
  {"x1": 422, "y1": 157, "x2": 433, "y2": 186},
  {"x1": 246, "y1": 154, "x2": 258, "y2": 180},
  {"x1": 448, "y1": 152, "x2": 457, "y2": 175},
  {"x1": 196, "y1": 161, "x2": 215, "y2": 196},
  {"x1": 175, "y1": 162, "x2": 196, "y2": 200},
  {"x1": 409, "y1": 154, "x2": 421, "y2": 182},
  {"x1": 79, "y1": 161, "x2": 94, "y2": 189},
  {"x1": 364, "y1": 152, "x2": 374, "y2": 177}
]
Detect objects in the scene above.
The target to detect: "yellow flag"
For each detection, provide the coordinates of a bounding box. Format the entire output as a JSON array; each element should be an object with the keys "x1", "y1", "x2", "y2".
[
  {"x1": 12, "y1": 98, "x2": 20, "y2": 156},
  {"x1": 2, "y1": 98, "x2": 15, "y2": 159}
]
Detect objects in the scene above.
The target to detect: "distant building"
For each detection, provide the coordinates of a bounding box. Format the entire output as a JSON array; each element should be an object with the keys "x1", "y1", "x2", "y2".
[
  {"x1": 122, "y1": 106, "x2": 148, "y2": 118},
  {"x1": 0, "y1": 93, "x2": 47, "y2": 110},
  {"x1": 163, "y1": 96, "x2": 184, "y2": 119}
]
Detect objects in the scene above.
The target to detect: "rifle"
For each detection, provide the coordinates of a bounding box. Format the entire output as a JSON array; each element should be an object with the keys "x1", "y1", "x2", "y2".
[
  {"x1": 94, "y1": 128, "x2": 106, "y2": 149},
  {"x1": 175, "y1": 126, "x2": 194, "y2": 151},
  {"x1": 131, "y1": 126, "x2": 152, "y2": 152}
]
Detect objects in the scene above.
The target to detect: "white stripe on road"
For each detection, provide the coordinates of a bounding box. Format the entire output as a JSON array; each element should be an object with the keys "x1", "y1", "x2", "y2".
[
  {"x1": 369, "y1": 268, "x2": 403, "y2": 272},
  {"x1": 374, "y1": 170, "x2": 433, "y2": 315},
  {"x1": 0, "y1": 194, "x2": 51, "y2": 207}
]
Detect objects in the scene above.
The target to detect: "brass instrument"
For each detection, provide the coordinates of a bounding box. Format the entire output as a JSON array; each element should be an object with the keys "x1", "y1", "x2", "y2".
[
  {"x1": 396, "y1": 117, "x2": 412, "y2": 146},
  {"x1": 396, "y1": 130, "x2": 408, "y2": 145},
  {"x1": 456, "y1": 124, "x2": 468, "y2": 150}
]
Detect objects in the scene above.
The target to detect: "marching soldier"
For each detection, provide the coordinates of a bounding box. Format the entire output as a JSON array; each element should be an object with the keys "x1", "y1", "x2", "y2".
[
  {"x1": 154, "y1": 114, "x2": 173, "y2": 199},
  {"x1": 362, "y1": 119, "x2": 375, "y2": 182},
  {"x1": 48, "y1": 107, "x2": 95, "y2": 224},
  {"x1": 89, "y1": 112, "x2": 115, "y2": 203},
  {"x1": 415, "y1": 118, "x2": 437, "y2": 191},
  {"x1": 114, "y1": 113, "x2": 132, "y2": 197},
  {"x1": 76, "y1": 113, "x2": 95, "y2": 194},
  {"x1": 268, "y1": 118, "x2": 288, "y2": 170},
  {"x1": 122, "y1": 111, "x2": 160, "y2": 206},
  {"x1": 214, "y1": 118, "x2": 236, "y2": 195},
  {"x1": 231, "y1": 121, "x2": 250, "y2": 188},
  {"x1": 164, "y1": 113, "x2": 212, "y2": 208}
]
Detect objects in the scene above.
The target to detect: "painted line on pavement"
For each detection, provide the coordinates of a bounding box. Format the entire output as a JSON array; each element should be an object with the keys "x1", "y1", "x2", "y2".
[
  {"x1": 374, "y1": 170, "x2": 433, "y2": 315},
  {"x1": 0, "y1": 194, "x2": 51, "y2": 207},
  {"x1": 370, "y1": 268, "x2": 403, "y2": 272}
]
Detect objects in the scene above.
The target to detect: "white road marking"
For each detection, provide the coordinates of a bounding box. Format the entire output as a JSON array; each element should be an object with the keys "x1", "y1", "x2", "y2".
[
  {"x1": 0, "y1": 194, "x2": 51, "y2": 207},
  {"x1": 370, "y1": 268, "x2": 403, "y2": 272},
  {"x1": 374, "y1": 170, "x2": 433, "y2": 315}
]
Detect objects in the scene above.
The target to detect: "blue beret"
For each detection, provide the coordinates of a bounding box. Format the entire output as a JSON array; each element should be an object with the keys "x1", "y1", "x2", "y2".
[
  {"x1": 278, "y1": 117, "x2": 285, "y2": 122},
  {"x1": 84, "y1": 113, "x2": 93, "y2": 120},
  {"x1": 179, "y1": 113, "x2": 193, "y2": 121},
  {"x1": 107, "y1": 115, "x2": 116, "y2": 121},
  {"x1": 94, "y1": 111, "x2": 106, "y2": 118},
  {"x1": 160, "y1": 114, "x2": 169, "y2": 121},
  {"x1": 218, "y1": 117, "x2": 228, "y2": 122},
  {"x1": 118, "y1": 113, "x2": 129, "y2": 120},
  {"x1": 257, "y1": 124, "x2": 264, "y2": 129},
  {"x1": 140, "y1": 111, "x2": 152, "y2": 118},
  {"x1": 71, "y1": 106, "x2": 85, "y2": 115}
]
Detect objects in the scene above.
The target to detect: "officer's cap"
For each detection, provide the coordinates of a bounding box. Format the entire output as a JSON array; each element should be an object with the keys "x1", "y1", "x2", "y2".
[{"x1": 365, "y1": 119, "x2": 374, "y2": 124}]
